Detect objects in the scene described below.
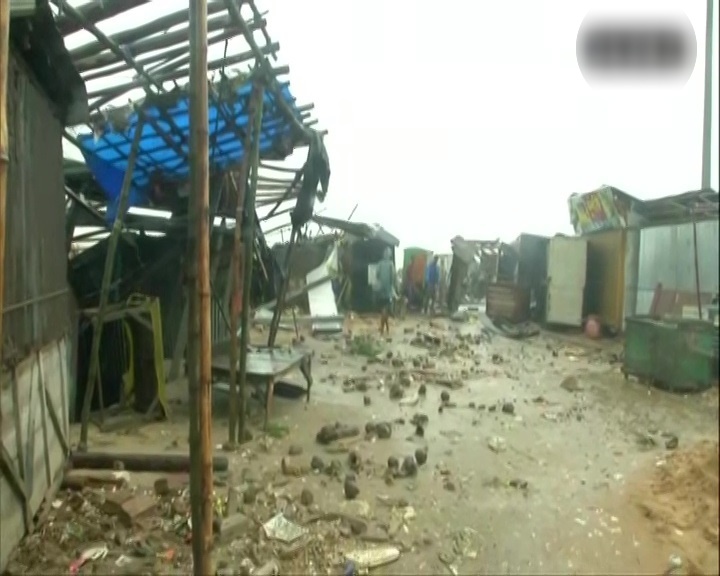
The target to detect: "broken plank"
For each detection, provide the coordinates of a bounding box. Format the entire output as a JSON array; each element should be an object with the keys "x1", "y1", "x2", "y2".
[
  {"x1": 70, "y1": 451, "x2": 229, "y2": 472},
  {"x1": 62, "y1": 469, "x2": 129, "y2": 491}
]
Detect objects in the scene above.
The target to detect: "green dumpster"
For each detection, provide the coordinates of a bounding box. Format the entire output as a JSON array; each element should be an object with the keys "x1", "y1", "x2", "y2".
[{"x1": 624, "y1": 316, "x2": 719, "y2": 393}]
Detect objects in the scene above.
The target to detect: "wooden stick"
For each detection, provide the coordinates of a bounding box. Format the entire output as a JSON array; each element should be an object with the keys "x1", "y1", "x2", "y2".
[
  {"x1": 188, "y1": 0, "x2": 214, "y2": 573},
  {"x1": 228, "y1": 90, "x2": 260, "y2": 447},
  {"x1": 85, "y1": 44, "x2": 279, "y2": 101},
  {"x1": 238, "y1": 82, "x2": 265, "y2": 441},
  {"x1": 51, "y1": 0, "x2": 163, "y2": 92},
  {"x1": 0, "y1": 0, "x2": 9, "y2": 366},
  {"x1": 75, "y1": 14, "x2": 267, "y2": 74},
  {"x1": 78, "y1": 120, "x2": 145, "y2": 452},
  {"x1": 69, "y1": 1, "x2": 228, "y2": 62},
  {"x1": 56, "y1": 0, "x2": 149, "y2": 35},
  {"x1": 81, "y1": 28, "x2": 234, "y2": 82},
  {"x1": 268, "y1": 226, "x2": 299, "y2": 347},
  {"x1": 69, "y1": 451, "x2": 229, "y2": 472}
]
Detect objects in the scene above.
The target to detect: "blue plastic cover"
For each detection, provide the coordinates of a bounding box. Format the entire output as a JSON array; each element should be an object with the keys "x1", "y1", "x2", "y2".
[{"x1": 77, "y1": 82, "x2": 299, "y2": 221}]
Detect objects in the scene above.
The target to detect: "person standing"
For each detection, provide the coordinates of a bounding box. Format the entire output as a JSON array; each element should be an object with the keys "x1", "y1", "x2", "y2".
[
  {"x1": 424, "y1": 256, "x2": 440, "y2": 315},
  {"x1": 376, "y1": 248, "x2": 396, "y2": 335}
]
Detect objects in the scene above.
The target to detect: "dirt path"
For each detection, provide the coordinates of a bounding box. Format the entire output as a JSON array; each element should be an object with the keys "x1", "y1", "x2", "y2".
[{"x1": 8, "y1": 313, "x2": 718, "y2": 575}]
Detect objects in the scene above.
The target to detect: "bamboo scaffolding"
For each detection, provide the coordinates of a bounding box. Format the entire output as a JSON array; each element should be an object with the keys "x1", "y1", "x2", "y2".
[
  {"x1": 223, "y1": 0, "x2": 310, "y2": 139},
  {"x1": 76, "y1": 13, "x2": 267, "y2": 74},
  {"x1": 85, "y1": 44, "x2": 280, "y2": 103},
  {"x1": 238, "y1": 82, "x2": 265, "y2": 437},
  {"x1": 0, "y1": 0, "x2": 8, "y2": 365},
  {"x1": 188, "y1": 0, "x2": 213, "y2": 572},
  {"x1": 81, "y1": 27, "x2": 242, "y2": 83},
  {"x1": 77, "y1": 120, "x2": 145, "y2": 451},
  {"x1": 70, "y1": 2, "x2": 228, "y2": 62},
  {"x1": 56, "y1": 0, "x2": 150, "y2": 36}
]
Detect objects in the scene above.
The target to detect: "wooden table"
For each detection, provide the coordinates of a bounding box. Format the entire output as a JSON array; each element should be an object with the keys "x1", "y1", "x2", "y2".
[{"x1": 212, "y1": 347, "x2": 313, "y2": 428}]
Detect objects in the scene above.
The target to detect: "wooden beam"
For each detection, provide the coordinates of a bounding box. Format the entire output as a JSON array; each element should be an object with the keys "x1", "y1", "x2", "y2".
[
  {"x1": 188, "y1": 0, "x2": 214, "y2": 573},
  {"x1": 0, "y1": 0, "x2": 9, "y2": 370},
  {"x1": 69, "y1": 1, "x2": 228, "y2": 62},
  {"x1": 69, "y1": 451, "x2": 229, "y2": 472},
  {"x1": 223, "y1": 0, "x2": 310, "y2": 139},
  {"x1": 238, "y1": 82, "x2": 265, "y2": 439},
  {"x1": 51, "y1": 0, "x2": 164, "y2": 93},
  {"x1": 78, "y1": 17, "x2": 267, "y2": 79},
  {"x1": 77, "y1": 120, "x2": 145, "y2": 451},
  {"x1": 228, "y1": 89, "x2": 261, "y2": 447},
  {"x1": 85, "y1": 43, "x2": 279, "y2": 102},
  {"x1": 56, "y1": 0, "x2": 150, "y2": 35}
]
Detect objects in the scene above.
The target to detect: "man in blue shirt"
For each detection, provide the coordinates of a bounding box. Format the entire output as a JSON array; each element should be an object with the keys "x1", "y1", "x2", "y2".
[{"x1": 424, "y1": 256, "x2": 440, "y2": 315}]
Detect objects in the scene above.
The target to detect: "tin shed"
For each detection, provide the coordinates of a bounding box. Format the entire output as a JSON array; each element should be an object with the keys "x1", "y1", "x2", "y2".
[{"x1": 0, "y1": 6, "x2": 86, "y2": 570}]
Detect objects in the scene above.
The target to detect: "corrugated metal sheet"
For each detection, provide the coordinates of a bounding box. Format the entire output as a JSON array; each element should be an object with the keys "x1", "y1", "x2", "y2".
[
  {"x1": 1, "y1": 54, "x2": 72, "y2": 572},
  {"x1": 1, "y1": 339, "x2": 70, "y2": 571},
  {"x1": 3, "y1": 52, "x2": 70, "y2": 359},
  {"x1": 486, "y1": 283, "x2": 530, "y2": 323},
  {"x1": 635, "y1": 220, "x2": 720, "y2": 314}
]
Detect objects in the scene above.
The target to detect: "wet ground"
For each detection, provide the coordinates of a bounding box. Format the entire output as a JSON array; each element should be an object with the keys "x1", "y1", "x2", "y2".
[{"x1": 8, "y1": 312, "x2": 719, "y2": 575}]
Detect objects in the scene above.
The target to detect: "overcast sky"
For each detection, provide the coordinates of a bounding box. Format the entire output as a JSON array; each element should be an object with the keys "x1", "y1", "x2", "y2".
[{"x1": 64, "y1": 0, "x2": 719, "y2": 254}]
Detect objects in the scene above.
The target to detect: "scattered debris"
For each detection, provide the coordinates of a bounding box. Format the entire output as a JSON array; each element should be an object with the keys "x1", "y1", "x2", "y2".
[
  {"x1": 560, "y1": 375, "x2": 583, "y2": 392},
  {"x1": 263, "y1": 513, "x2": 307, "y2": 544},
  {"x1": 487, "y1": 436, "x2": 507, "y2": 453},
  {"x1": 344, "y1": 546, "x2": 401, "y2": 571}
]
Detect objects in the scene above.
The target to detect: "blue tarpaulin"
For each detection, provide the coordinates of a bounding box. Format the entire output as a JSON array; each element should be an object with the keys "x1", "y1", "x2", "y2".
[{"x1": 77, "y1": 82, "x2": 300, "y2": 222}]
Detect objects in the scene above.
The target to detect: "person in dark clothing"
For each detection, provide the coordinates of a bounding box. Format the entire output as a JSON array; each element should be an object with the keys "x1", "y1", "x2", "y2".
[
  {"x1": 423, "y1": 256, "x2": 440, "y2": 315},
  {"x1": 376, "y1": 248, "x2": 396, "y2": 335}
]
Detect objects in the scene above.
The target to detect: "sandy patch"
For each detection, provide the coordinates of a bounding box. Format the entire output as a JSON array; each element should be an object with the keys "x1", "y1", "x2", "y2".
[{"x1": 630, "y1": 440, "x2": 719, "y2": 575}]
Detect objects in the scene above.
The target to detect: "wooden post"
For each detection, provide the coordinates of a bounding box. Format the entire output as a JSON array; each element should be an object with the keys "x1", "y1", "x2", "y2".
[
  {"x1": 268, "y1": 226, "x2": 299, "y2": 347},
  {"x1": 188, "y1": 0, "x2": 213, "y2": 574},
  {"x1": 77, "y1": 119, "x2": 145, "y2": 451},
  {"x1": 0, "y1": 0, "x2": 9, "y2": 366},
  {"x1": 237, "y1": 82, "x2": 265, "y2": 442},
  {"x1": 227, "y1": 89, "x2": 261, "y2": 447}
]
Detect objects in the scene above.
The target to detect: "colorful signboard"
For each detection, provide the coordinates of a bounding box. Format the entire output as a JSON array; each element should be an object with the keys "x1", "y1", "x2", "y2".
[{"x1": 568, "y1": 186, "x2": 628, "y2": 235}]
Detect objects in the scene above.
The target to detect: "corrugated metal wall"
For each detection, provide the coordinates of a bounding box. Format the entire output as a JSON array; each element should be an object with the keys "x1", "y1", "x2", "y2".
[
  {"x1": 1, "y1": 53, "x2": 71, "y2": 572},
  {"x1": 635, "y1": 220, "x2": 720, "y2": 314},
  {"x1": 2, "y1": 52, "x2": 69, "y2": 360}
]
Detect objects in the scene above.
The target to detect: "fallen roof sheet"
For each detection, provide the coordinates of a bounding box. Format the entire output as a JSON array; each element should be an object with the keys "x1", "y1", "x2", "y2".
[
  {"x1": 78, "y1": 80, "x2": 300, "y2": 216},
  {"x1": 312, "y1": 215, "x2": 400, "y2": 247},
  {"x1": 636, "y1": 188, "x2": 719, "y2": 226},
  {"x1": 56, "y1": 0, "x2": 323, "y2": 224}
]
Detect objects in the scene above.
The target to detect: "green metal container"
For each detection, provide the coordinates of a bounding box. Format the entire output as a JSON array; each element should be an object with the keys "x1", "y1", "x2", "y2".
[{"x1": 624, "y1": 316, "x2": 719, "y2": 393}]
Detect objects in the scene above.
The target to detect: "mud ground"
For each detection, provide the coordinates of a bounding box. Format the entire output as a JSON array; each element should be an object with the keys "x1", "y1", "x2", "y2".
[{"x1": 8, "y1": 312, "x2": 719, "y2": 575}]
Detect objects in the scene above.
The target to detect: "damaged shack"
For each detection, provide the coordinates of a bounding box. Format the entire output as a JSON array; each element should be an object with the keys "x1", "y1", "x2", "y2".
[
  {"x1": 0, "y1": 3, "x2": 87, "y2": 571},
  {"x1": 569, "y1": 185, "x2": 719, "y2": 331},
  {"x1": 270, "y1": 215, "x2": 399, "y2": 315},
  {"x1": 57, "y1": 0, "x2": 327, "y2": 446}
]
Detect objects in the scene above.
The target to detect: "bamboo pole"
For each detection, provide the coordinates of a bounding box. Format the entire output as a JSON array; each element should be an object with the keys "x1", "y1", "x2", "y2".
[
  {"x1": 227, "y1": 88, "x2": 260, "y2": 447},
  {"x1": 188, "y1": 0, "x2": 213, "y2": 573},
  {"x1": 238, "y1": 82, "x2": 265, "y2": 440},
  {"x1": 0, "y1": 0, "x2": 8, "y2": 365},
  {"x1": 77, "y1": 120, "x2": 145, "y2": 451},
  {"x1": 268, "y1": 226, "x2": 298, "y2": 347}
]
